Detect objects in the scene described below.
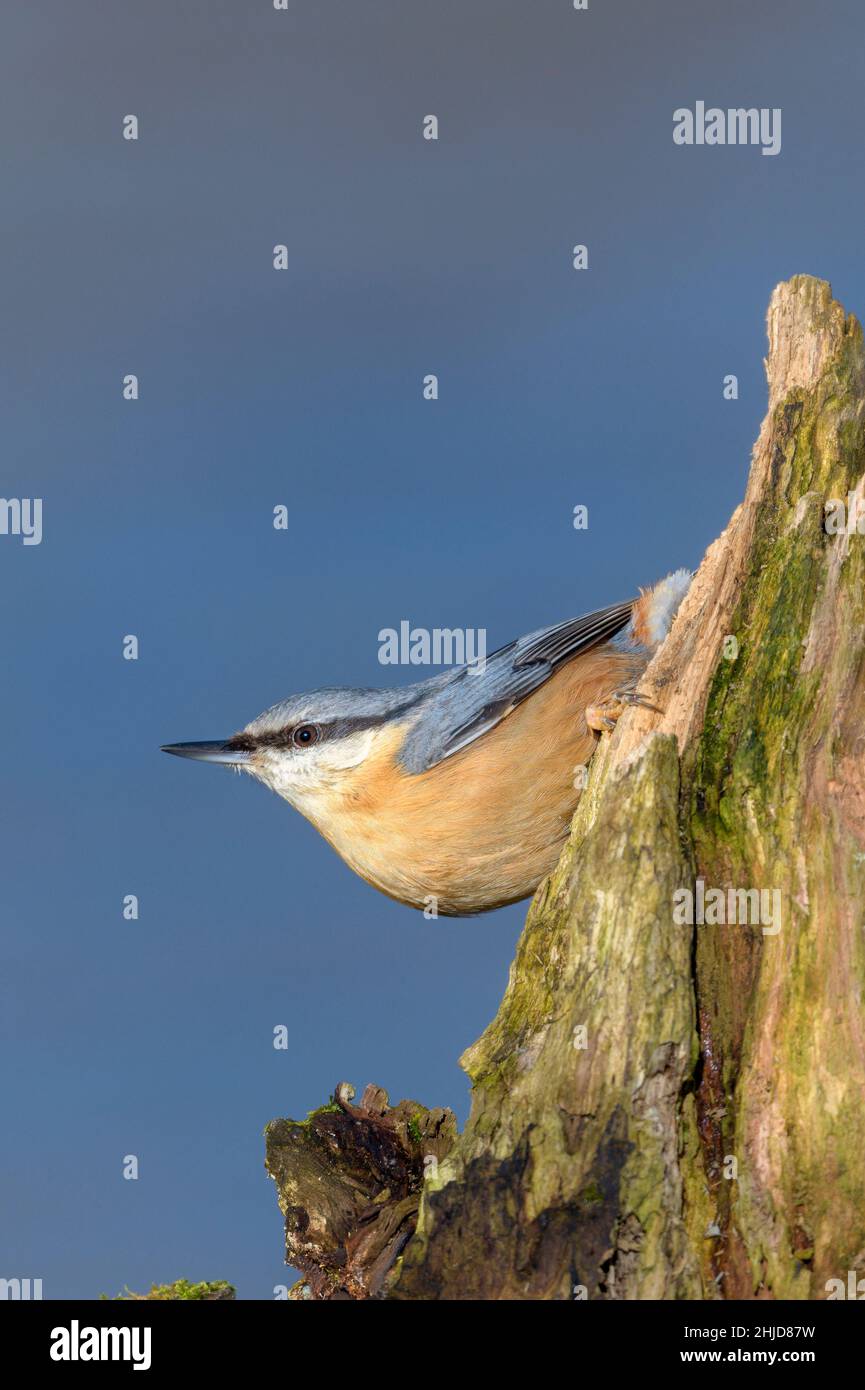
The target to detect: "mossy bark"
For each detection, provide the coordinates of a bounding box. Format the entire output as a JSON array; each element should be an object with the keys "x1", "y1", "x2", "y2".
[
  {"x1": 270, "y1": 277, "x2": 865, "y2": 1300},
  {"x1": 392, "y1": 732, "x2": 701, "y2": 1299},
  {"x1": 685, "y1": 280, "x2": 865, "y2": 1299}
]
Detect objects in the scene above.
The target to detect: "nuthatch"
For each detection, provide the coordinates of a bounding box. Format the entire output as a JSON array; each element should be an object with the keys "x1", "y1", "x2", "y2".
[{"x1": 162, "y1": 570, "x2": 690, "y2": 915}]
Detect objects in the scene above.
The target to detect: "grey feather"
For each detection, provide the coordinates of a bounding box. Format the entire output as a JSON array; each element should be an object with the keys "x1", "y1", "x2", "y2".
[{"x1": 397, "y1": 597, "x2": 635, "y2": 773}]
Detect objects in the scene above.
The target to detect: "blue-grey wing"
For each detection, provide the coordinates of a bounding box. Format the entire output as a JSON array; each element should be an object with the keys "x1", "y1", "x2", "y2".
[{"x1": 398, "y1": 597, "x2": 635, "y2": 773}]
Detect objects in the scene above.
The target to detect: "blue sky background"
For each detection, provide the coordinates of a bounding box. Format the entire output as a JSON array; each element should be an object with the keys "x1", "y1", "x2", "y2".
[{"x1": 2, "y1": 0, "x2": 864, "y2": 1299}]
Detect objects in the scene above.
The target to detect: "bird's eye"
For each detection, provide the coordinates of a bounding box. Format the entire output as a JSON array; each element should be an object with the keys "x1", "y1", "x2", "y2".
[{"x1": 292, "y1": 723, "x2": 319, "y2": 748}]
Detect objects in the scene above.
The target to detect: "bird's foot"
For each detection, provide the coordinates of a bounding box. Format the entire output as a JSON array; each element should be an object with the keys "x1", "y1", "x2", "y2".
[{"x1": 585, "y1": 684, "x2": 660, "y2": 733}]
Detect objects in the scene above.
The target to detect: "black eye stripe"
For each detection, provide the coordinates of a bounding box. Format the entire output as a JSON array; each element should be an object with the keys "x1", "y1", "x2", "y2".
[
  {"x1": 224, "y1": 732, "x2": 258, "y2": 753},
  {"x1": 226, "y1": 723, "x2": 323, "y2": 751},
  {"x1": 226, "y1": 708, "x2": 408, "y2": 754}
]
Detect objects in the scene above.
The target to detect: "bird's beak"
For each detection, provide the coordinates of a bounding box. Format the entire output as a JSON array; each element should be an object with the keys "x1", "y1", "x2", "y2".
[{"x1": 161, "y1": 740, "x2": 251, "y2": 766}]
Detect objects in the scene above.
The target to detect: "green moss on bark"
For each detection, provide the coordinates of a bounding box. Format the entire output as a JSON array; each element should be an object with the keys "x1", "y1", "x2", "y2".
[
  {"x1": 686, "y1": 278, "x2": 865, "y2": 1298},
  {"x1": 394, "y1": 734, "x2": 700, "y2": 1299}
]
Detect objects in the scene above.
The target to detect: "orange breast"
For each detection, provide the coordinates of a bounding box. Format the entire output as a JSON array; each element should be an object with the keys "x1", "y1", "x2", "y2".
[{"x1": 309, "y1": 645, "x2": 643, "y2": 914}]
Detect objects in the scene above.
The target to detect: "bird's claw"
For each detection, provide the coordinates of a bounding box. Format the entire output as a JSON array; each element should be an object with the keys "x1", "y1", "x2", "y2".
[
  {"x1": 585, "y1": 684, "x2": 660, "y2": 734},
  {"x1": 612, "y1": 684, "x2": 661, "y2": 713}
]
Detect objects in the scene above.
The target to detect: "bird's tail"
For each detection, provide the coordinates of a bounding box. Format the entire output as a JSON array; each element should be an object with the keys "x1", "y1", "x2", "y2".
[{"x1": 626, "y1": 568, "x2": 692, "y2": 651}]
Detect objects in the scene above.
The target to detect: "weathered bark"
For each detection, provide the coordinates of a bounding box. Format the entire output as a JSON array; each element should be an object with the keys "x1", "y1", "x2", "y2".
[
  {"x1": 264, "y1": 1083, "x2": 456, "y2": 1299},
  {"x1": 268, "y1": 276, "x2": 865, "y2": 1300}
]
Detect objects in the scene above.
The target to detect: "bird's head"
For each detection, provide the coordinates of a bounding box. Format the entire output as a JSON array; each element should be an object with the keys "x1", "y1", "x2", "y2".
[{"x1": 161, "y1": 686, "x2": 426, "y2": 819}]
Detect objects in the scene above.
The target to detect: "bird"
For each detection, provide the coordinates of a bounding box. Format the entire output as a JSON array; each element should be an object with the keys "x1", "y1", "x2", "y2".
[{"x1": 162, "y1": 570, "x2": 691, "y2": 916}]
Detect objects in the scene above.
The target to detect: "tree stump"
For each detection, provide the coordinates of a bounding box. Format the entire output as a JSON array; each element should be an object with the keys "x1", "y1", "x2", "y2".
[{"x1": 267, "y1": 276, "x2": 865, "y2": 1300}]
